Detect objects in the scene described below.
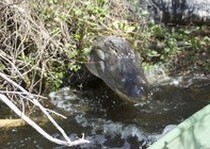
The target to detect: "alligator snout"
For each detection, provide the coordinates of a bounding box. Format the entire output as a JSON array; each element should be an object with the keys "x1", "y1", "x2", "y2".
[
  {"x1": 120, "y1": 72, "x2": 148, "y2": 99},
  {"x1": 86, "y1": 36, "x2": 148, "y2": 102}
]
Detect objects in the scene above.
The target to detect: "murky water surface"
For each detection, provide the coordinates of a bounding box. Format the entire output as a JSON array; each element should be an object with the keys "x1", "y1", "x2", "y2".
[{"x1": 0, "y1": 77, "x2": 210, "y2": 148}]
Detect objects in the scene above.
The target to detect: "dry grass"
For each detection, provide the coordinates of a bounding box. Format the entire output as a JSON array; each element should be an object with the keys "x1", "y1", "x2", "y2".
[
  {"x1": 0, "y1": 0, "x2": 149, "y2": 117},
  {"x1": 0, "y1": 0, "x2": 62, "y2": 96},
  {"x1": 0, "y1": 0, "x2": 147, "y2": 96}
]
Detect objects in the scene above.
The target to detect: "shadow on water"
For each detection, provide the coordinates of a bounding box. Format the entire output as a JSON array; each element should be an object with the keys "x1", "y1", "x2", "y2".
[{"x1": 1, "y1": 77, "x2": 210, "y2": 148}]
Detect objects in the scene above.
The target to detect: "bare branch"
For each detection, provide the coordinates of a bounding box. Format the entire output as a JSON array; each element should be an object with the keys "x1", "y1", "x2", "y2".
[
  {"x1": 45, "y1": 108, "x2": 67, "y2": 119},
  {"x1": 0, "y1": 72, "x2": 90, "y2": 146},
  {"x1": 0, "y1": 93, "x2": 69, "y2": 145},
  {"x1": 0, "y1": 0, "x2": 91, "y2": 146}
]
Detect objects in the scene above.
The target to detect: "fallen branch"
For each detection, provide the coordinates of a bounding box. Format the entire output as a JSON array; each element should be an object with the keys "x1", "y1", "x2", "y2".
[
  {"x1": 0, "y1": 72, "x2": 90, "y2": 146},
  {"x1": 0, "y1": 0, "x2": 90, "y2": 146}
]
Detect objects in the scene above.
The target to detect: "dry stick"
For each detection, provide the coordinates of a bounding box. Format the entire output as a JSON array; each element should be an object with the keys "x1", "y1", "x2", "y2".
[
  {"x1": 45, "y1": 108, "x2": 67, "y2": 119},
  {"x1": 0, "y1": 93, "x2": 69, "y2": 146},
  {"x1": 0, "y1": 72, "x2": 90, "y2": 146},
  {"x1": 0, "y1": 90, "x2": 47, "y2": 99},
  {"x1": 0, "y1": 90, "x2": 67, "y2": 119},
  {"x1": 0, "y1": 54, "x2": 24, "y2": 80},
  {"x1": 0, "y1": 72, "x2": 71, "y2": 140}
]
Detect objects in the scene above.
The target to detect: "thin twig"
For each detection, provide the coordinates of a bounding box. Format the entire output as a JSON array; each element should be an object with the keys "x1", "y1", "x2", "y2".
[
  {"x1": 45, "y1": 108, "x2": 67, "y2": 119},
  {"x1": 0, "y1": 90, "x2": 47, "y2": 99}
]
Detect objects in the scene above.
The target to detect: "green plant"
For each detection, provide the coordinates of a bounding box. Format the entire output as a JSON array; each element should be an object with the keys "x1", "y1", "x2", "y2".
[{"x1": 1, "y1": 0, "x2": 210, "y2": 94}]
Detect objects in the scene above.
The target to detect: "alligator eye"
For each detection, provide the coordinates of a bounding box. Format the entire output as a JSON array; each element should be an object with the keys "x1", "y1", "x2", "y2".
[{"x1": 97, "y1": 49, "x2": 105, "y2": 60}]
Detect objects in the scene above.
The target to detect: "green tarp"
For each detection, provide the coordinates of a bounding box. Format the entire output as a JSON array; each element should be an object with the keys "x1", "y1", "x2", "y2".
[{"x1": 149, "y1": 104, "x2": 210, "y2": 149}]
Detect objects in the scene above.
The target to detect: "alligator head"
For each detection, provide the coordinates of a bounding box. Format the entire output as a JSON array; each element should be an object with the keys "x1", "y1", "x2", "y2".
[{"x1": 86, "y1": 36, "x2": 148, "y2": 102}]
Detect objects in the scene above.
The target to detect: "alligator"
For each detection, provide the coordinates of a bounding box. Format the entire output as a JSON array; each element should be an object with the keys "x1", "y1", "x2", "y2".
[
  {"x1": 139, "y1": 0, "x2": 210, "y2": 25},
  {"x1": 85, "y1": 36, "x2": 148, "y2": 102},
  {"x1": 85, "y1": 1, "x2": 210, "y2": 102}
]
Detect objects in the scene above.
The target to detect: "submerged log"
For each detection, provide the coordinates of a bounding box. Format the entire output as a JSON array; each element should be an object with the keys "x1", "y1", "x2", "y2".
[
  {"x1": 139, "y1": 0, "x2": 210, "y2": 25},
  {"x1": 0, "y1": 119, "x2": 26, "y2": 129}
]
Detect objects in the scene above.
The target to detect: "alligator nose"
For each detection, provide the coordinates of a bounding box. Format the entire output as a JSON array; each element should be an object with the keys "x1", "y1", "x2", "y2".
[{"x1": 129, "y1": 85, "x2": 147, "y2": 98}]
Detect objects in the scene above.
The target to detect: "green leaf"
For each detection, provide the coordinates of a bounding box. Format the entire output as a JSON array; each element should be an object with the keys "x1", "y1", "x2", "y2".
[{"x1": 147, "y1": 50, "x2": 160, "y2": 57}]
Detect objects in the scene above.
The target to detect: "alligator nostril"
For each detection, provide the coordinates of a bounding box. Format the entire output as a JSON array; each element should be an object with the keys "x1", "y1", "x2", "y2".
[{"x1": 128, "y1": 85, "x2": 146, "y2": 98}]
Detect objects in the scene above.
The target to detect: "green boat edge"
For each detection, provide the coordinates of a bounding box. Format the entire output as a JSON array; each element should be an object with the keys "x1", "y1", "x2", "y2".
[{"x1": 148, "y1": 104, "x2": 210, "y2": 149}]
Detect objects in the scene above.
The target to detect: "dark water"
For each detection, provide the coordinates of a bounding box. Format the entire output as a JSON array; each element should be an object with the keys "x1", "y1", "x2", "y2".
[{"x1": 0, "y1": 77, "x2": 210, "y2": 149}]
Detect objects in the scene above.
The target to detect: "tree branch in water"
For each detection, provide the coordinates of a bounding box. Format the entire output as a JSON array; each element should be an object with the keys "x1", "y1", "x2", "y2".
[{"x1": 0, "y1": 72, "x2": 90, "y2": 146}]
